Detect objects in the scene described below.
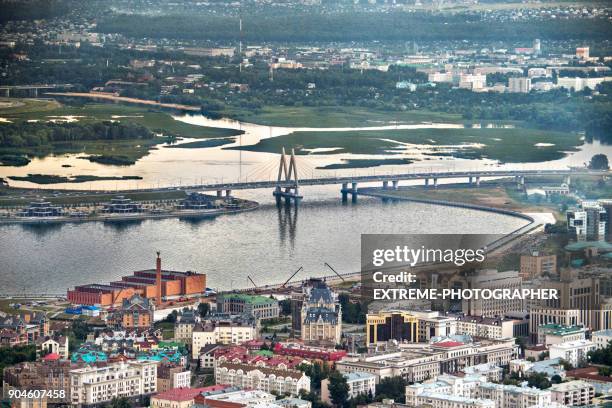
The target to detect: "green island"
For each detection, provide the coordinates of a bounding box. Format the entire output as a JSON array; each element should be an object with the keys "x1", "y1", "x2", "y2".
[
  {"x1": 317, "y1": 158, "x2": 413, "y2": 169},
  {"x1": 0, "y1": 99, "x2": 244, "y2": 166},
  {"x1": 167, "y1": 138, "x2": 236, "y2": 149},
  {"x1": 222, "y1": 106, "x2": 465, "y2": 128},
  {"x1": 229, "y1": 127, "x2": 582, "y2": 163}
]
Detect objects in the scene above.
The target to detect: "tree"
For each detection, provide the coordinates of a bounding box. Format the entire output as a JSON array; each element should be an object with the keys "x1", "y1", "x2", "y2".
[
  {"x1": 108, "y1": 397, "x2": 132, "y2": 408},
  {"x1": 551, "y1": 374, "x2": 563, "y2": 384},
  {"x1": 327, "y1": 371, "x2": 349, "y2": 407},
  {"x1": 197, "y1": 302, "x2": 210, "y2": 318},
  {"x1": 526, "y1": 372, "x2": 551, "y2": 389},
  {"x1": 375, "y1": 376, "x2": 407, "y2": 403},
  {"x1": 589, "y1": 154, "x2": 610, "y2": 170}
]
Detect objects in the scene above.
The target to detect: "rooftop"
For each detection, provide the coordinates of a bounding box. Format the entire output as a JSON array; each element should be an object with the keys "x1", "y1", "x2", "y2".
[
  {"x1": 549, "y1": 380, "x2": 594, "y2": 392},
  {"x1": 153, "y1": 386, "x2": 227, "y2": 402}
]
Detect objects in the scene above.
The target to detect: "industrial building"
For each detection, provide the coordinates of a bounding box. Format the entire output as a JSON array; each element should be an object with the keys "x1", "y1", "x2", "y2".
[{"x1": 67, "y1": 253, "x2": 206, "y2": 307}]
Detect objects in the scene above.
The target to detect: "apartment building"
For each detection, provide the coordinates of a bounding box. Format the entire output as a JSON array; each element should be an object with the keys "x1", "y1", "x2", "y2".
[
  {"x1": 214, "y1": 362, "x2": 310, "y2": 397},
  {"x1": 549, "y1": 340, "x2": 596, "y2": 367},
  {"x1": 69, "y1": 361, "x2": 157, "y2": 405},
  {"x1": 2, "y1": 360, "x2": 72, "y2": 404},
  {"x1": 592, "y1": 329, "x2": 612, "y2": 349},
  {"x1": 174, "y1": 309, "x2": 200, "y2": 344},
  {"x1": 321, "y1": 372, "x2": 376, "y2": 404},
  {"x1": 191, "y1": 315, "x2": 258, "y2": 359},
  {"x1": 475, "y1": 382, "x2": 551, "y2": 408},
  {"x1": 156, "y1": 364, "x2": 190, "y2": 393},
  {"x1": 549, "y1": 380, "x2": 594, "y2": 406},
  {"x1": 455, "y1": 316, "x2": 514, "y2": 340}
]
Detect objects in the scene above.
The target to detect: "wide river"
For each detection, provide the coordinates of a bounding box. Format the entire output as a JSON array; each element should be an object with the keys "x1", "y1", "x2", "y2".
[
  {"x1": 0, "y1": 192, "x2": 528, "y2": 294},
  {"x1": 0, "y1": 114, "x2": 598, "y2": 294}
]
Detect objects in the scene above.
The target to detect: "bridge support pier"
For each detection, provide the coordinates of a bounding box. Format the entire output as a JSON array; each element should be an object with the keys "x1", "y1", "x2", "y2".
[
  {"x1": 217, "y1": 190, "x2": 223, "y2": 198},
  {"x1": 476, "y1": 177, "x2": 480, "y2": 187},
  {"x1": 383, "y1": 180, "x2": 388, "y2": 189},
  {"x1": 469, "y1": 176, "x2": 473, "y2": 186},
  {"x1": 516, "y1": 176, "x2": 525, "y2": 191},
  {"x1": 433, "y1": 178, "x2": 438, "y2": 188},
  {"x1": 341, "y1": 182, "x2": 358, "y2": 203},
  {"x1": 425, "y1": 178, "x2": 429, "y2": 188},
  {"x1": 225, "y1": 189, "x2": 232, "y2": 198},
  {"x1": 392, "y1": 180, "x2": 399, "y2": 190}
]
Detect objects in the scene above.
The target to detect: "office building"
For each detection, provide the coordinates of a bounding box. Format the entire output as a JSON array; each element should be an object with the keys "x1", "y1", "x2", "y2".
[
  {"x1": 520, "y1": 252, "x2": 556, "y2": 279},
  {"x1": 462, "y1": 270, "x2": 523, "y2": 317},
  {"x1": 157, "y1": 364, "x2": 191, "y2": 393}
]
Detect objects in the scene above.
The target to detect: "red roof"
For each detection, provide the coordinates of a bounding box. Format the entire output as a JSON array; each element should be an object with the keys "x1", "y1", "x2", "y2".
[
  {"x1": 153, "y1": 386, "x2": 227, "y2": 402},
  {"x1": 43, "y1": 353, "x2": 61, "y2": 361},
  {"x1": 434, "y1": 341, "x2": 464, "y2": 348}
]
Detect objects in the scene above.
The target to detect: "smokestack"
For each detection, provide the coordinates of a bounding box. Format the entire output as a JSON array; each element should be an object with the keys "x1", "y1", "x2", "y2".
[{"x1": 156, "y1": 251, "x2": 162, "y2": 305}]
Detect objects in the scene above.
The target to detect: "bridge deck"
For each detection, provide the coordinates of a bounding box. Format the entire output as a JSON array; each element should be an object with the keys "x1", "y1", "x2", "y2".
[{"x1": 181, "y1": 169, "x2": 606, "y2": 192}]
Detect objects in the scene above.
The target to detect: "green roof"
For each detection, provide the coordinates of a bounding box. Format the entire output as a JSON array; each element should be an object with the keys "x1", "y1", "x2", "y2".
[
  {"x1": 221, "y1": 293, "x2": 276, "y2": 305},
  {"x1": 539, "y1": 324, "x2": 584, "y2": 336},
  {"x1": 565, "y1": 241, "x2": 612, "y2": 252}
]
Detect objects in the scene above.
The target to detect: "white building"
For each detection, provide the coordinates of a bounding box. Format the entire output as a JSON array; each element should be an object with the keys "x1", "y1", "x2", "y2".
[
  {"x1": 455, "y1": 316, "x2": 514, "y2": 340},
  {"x1": 557, "y1": 76, "x2": 611, "y2": 92},
  {"x1": 537, "y1": 324, "x2": 586, "y2": 346},
  {"x1": 549, "y1": 380, "x2": 594, "y2": 406},
  {"x1": 70, "y1": 361, "x2": 157, "y2": 405},
  {"x1": 549, "y1": 340, "x2": 596, "y2": 367},
  {"x1": 475, "y1": 382, "x2": 551, "y2": 408},
  {"x1": 321, "y1": 372, "x2": 376, "y2": 403},
  {"x1": 405, "y1": 374, "x2": 494, "y2": 408},
  {"x1": 458, "y1": 74, "x2": 487, "y2": 90},
  {"x1": 214, "y1": 362, "x2": 310, "y2": 397},
  {"x1": 592, "y1": 329, "x2": 612, "y2": 349},
  {"x1": 191, "y1": 321, "x2": 258, "y2": 359}
]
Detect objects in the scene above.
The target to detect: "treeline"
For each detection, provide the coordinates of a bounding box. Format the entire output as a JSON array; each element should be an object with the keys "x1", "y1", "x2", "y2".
[
  {"x1": 0, "y1": 122, "x2": 153, "y2": 149},
  {"x1": 98, "y1": 12, "x2": 612, "y2": 42},
  {"x1": 0, "y1": 0, "x2": 72, "y2": 22}
]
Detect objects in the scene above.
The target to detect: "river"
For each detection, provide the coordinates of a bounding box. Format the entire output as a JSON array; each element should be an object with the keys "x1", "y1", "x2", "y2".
[
  {"x1": 0, "y1": 193, "x2": 527, "y2": 294},
  {"x1": 1, "y1": 113, "x2": 610, "y2": 190}
]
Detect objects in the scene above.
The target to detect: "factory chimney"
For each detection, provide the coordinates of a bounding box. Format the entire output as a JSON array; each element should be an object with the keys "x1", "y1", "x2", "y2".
[{"x1": 156, "y1": 251, "x2": 162, "y2": 305}]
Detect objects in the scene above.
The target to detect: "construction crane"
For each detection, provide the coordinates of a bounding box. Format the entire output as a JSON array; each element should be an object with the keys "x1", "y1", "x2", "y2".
[
  {"x1": 324, "y1": 262, "x2": 345, "y2": 281},
  {"x1": 247, "y1": 276, "x2": 258, "y2": 289},
  {"x1": 282, "y1": 266, "x2": 303, "y2": 288}
]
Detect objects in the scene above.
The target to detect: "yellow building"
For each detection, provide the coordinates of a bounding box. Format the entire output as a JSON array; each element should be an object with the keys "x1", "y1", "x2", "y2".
[{"x1": 366, "y1": 311, "x2": 418, "y2": 344}]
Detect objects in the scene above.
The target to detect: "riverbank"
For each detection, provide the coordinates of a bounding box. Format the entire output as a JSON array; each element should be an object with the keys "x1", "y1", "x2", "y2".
[{"x1": 0, "y1": 198, "x2": 259, "y2": 225}]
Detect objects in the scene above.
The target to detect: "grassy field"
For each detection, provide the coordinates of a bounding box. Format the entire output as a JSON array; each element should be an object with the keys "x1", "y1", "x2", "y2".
[
  {"x1": 318, "y1": 158, "x2": 413, "y2": 169},
  {"x1": 0, "y1": 100, "x2": 242, "y2": 138},
  {"x1": 231, "y1": 127, "x2": 582, "y2": 163},
  {"x1": 224, "y1": 106, "x2": 465, "y2": 128},
  {"x1": 0, "y1": 99, "x2": 242, "y2": 165},
  {"x1": 380, "y1": 184, "x2": 563, "y2": 217}
]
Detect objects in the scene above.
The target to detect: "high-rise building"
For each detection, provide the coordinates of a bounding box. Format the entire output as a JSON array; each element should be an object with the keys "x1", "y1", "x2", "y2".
[
  {"x1": 567, "y1": 201, "x2": 607, "y2": 240},
  {"x1": 462, "y1": 270, "x2": 523, "y2": 317}
]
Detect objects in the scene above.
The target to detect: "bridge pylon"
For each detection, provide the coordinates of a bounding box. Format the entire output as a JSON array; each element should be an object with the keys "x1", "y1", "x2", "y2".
[{"x1": 273, "y1": 147, "x2": 303, "y2": 205}]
